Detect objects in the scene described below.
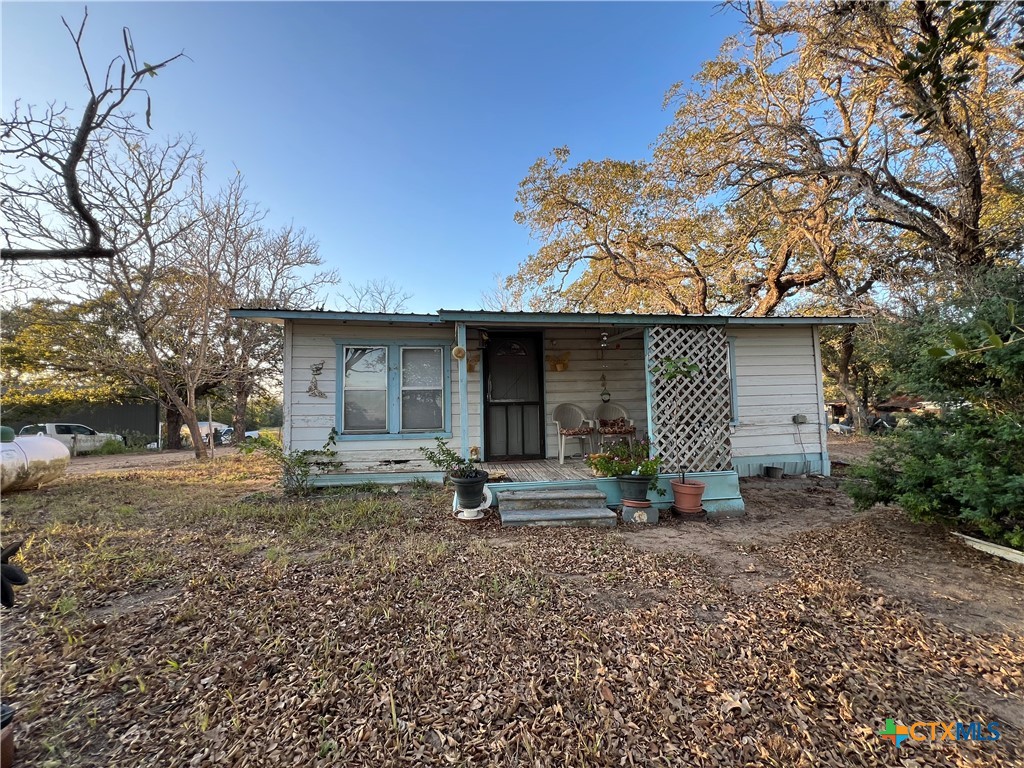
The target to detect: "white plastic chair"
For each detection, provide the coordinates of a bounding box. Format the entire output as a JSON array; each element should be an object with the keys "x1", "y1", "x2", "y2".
[
  {"x1": 592, "y1": 402, "x2": 636, "y2": 450},
  {"x1": 552, "y1": 403, "x2": 593, "y2": 464}
]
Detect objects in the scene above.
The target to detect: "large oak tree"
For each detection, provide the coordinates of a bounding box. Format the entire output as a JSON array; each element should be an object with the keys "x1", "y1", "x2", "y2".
[{"x1": 510, "y1": 1, "x2": 1023, "y2": 423}]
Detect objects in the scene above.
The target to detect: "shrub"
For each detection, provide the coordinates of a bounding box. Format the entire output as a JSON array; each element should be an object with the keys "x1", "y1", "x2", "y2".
[
  {"x1": 241, "y1": 428, "x2": 339, "y2": 496},
  {"x1": 847, "y1": 411, "x2": 1024, "y2": 549},
  {"x1": 96, "y1": 438, "x2": 128, "y2": 455},
  {"x1": 120, "y1": 431, "x2": 156, "y2": 451},
  {"x1": 419, "y1": 438, "x2": 484, "y2": 479}
]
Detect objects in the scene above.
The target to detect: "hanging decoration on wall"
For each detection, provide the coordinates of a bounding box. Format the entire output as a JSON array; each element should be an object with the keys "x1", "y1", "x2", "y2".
[
  {"x1": 466, "y1": 353, "x2": 480, "y2": 373},
  {"x1": 307, "y1": 360, "x2": 328, "y2": 398},
  {"x1": 545, "y1": 351, "x2": 570, "y2": 372},
  {"x1": 600, "y1": 374, "x2": 611, "y2": 403},
  {"x1": 452, "y1": 346, "x2": 467, "y2": 360}
]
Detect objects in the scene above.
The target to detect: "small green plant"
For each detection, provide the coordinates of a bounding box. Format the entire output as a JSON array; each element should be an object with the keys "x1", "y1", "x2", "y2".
[
  {"x1": 585, "y1": 439, "x2": 661, "y2": 477},
  {"x1": 651, "y1": 356, "x2": 700, "y2": 380},
  {"x1": 241, "y1": 428, "x2": 339, "y2": 496},
  {"x1": 127, "y1": 430, "x2": 158, "y2": 450},
  {"x1": 419, "y1": 437, "x2": 484, "y2": 479}
]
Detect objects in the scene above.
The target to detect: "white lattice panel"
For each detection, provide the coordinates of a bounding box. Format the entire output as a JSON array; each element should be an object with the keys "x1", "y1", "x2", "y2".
[{"x1": 648, "y1": 326, "x2": 733, "y2": 472}]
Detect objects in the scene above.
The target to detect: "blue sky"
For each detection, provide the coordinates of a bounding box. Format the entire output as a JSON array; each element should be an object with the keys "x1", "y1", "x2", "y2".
[{"x1": 2, "y1": 2, "x2": 741, "y2": 313}]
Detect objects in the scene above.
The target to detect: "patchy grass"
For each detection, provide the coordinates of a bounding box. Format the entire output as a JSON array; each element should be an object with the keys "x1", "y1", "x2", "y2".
[{"x1": 0, "y1": 458, "x2": 1021, "y2": 767}]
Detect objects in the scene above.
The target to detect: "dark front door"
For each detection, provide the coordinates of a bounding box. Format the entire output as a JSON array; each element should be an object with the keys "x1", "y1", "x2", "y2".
[{"x1": 484, "y1": 333, "x2": 544, "y2": 460}]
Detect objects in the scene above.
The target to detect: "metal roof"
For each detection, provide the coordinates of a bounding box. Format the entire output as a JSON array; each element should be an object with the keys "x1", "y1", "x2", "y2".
[
  {"x1": 229, "y1": 309, "x2": 446, "y2": 326},
  {"x1": 230, "y1": 307, "x2": 868, "y2": 327},
  {"x1": 436, "y1": 310, "x2": 867, "y2": 326}
]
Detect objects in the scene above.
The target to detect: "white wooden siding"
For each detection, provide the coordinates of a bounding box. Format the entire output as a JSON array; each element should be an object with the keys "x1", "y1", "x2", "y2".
[
  {"x1": 729, "y1": 326, "x2": 826, "y2": 459},
  {"x1": 284, "y1": 319, "x2": 826, "y2": 475},
  {"x1": 287, "y1": 322, "x2": 461, "y2": 470}
]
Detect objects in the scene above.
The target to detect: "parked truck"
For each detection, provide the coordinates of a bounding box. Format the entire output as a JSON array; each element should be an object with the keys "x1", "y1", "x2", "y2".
[{"x1": 18, "y1": 423, "x2": 125, "y2": 454}]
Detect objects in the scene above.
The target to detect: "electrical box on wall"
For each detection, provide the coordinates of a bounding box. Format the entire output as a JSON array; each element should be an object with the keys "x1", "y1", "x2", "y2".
[{"x1": 792, "y1": 414, "x2": 808, "y2": 424}]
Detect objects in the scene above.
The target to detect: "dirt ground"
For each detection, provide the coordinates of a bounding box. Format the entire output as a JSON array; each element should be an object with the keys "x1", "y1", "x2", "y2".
[
  {"x1": 622, "y1": 476, "x2": 1024, "y2": 637},
  {"x1": 57, "y1": 435, "x2": 1023, "y2": 641},
  {"x1": 826, "y1": 433, "x2": 877, "y2": 466},
  {"x1": 64, "y1": 447, "x2": 239, "y2": 475}
]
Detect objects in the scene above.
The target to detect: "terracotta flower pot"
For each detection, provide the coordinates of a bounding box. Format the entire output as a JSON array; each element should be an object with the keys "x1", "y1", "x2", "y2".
[{"x1": 670, "y1": 478, "x2": 705, "y2": 516}]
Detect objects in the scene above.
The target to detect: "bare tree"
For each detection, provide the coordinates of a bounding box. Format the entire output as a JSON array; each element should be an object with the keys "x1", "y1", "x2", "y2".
[
  {"x1": 479, "y1": 272, "x2": 547, "y2": 311},
  {"x1": 2, "y1": 11, "x2": 217, "y2": 457},
  {"x1": 46, "y1": 135, "x2": 222, "y2": 458},
  {"x1": 1, "y1": 10, "x2": 185, "y2": 261},
  {"x1": 195, "y1": 176, "x2": 337, "y2": 442},
  {"x1": 341, "y1": 278, "x2": 412, "y2": 312}
]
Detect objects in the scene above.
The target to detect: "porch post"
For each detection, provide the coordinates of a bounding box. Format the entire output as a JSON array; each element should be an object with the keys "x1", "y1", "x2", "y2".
[
  {"x1": 644, "y1": 327, "x2": 655, "y2": 456},
  {"x1": 457, "y1": 321, "x2": 469, "y2": 459}
]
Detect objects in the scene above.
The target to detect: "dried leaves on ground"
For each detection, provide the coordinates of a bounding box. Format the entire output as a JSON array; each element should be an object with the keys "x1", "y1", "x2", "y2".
[{"x1": 1, "y1": 456, "x2": 1021, "y2": 767}]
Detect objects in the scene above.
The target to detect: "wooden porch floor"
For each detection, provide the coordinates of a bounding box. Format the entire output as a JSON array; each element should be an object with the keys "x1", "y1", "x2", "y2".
[{"x1": 479, "y1": 458, "x2": 595, "y2": 483}]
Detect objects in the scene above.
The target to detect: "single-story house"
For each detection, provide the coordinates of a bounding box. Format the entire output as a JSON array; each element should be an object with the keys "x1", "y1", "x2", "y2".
[{"x1": 230, "y1": 309, "x2": 864, "y2": 514}]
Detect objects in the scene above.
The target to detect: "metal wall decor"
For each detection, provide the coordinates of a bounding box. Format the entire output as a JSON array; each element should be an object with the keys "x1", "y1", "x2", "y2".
[{"x1": 307, "y1": 360, "x2": 328, "y2": 398}]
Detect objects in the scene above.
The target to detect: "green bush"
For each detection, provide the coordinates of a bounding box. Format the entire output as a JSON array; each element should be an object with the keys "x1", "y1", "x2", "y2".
[
  {"x1": 848, "y1": 411, "x2": 1024, "y2": 549},
  {"x1": 241, "y1": 428, "x2": 338, "y2": 497}
]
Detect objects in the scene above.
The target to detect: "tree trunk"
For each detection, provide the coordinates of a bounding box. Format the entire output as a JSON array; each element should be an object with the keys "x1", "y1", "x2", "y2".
[
  {"x1": 836, "y1": 328, "x2": 870, "y2": 433},
  {"x1": 165, "y1": 405, "x2": 184, "y2": 450},
  {"x1": 181, "y1": 409, "x2": 208, "y2": 460},
  {"x1": 231, "y1": 380, "x2": 252, "y2": 446}
]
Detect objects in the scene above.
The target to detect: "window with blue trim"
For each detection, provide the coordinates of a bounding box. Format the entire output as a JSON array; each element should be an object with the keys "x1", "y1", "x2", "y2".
[{"x1": 340, "y1": 343, "x2": 449, "y2": 437}]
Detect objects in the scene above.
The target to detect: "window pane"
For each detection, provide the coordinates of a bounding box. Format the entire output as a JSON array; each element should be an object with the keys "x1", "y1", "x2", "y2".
[
  {"x1": 401, "y1": 391, "x2": 443, "y2": 431},
  {"x1": 402, "y1": 348, "x2": 442, "y2": 388},
  {"x1": 344, "y1": 347, "x2": 387, "y2": 389},
  {"x1": 344, "y1": 390, "x2": 387, "y2": 431}
]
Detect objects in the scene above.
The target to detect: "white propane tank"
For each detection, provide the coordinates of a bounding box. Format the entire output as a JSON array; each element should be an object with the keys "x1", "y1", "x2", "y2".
[{"x1": 1, "y1": 427, "x2": 71, "y2": 493}]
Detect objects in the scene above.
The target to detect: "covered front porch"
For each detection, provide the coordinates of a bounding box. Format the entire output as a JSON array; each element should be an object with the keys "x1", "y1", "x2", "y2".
[{"x1": 455, "y1": 317, "x2": 735, "y2": 473}]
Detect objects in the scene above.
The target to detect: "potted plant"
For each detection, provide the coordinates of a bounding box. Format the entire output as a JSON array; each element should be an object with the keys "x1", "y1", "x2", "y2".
[
  {"x1": 420, "y1": 438, "x2": 489, "y2": 509},
  {"x1": 670, "y1": 470, "x2": 705, "y2": 517},
  {"x1": 585, "y1": 439, "x2": 662, "y2": 502}
]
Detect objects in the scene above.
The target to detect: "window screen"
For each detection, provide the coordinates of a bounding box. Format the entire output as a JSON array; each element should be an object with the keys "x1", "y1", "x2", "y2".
[
  {"x1": 400, "y1": 348, "x2": 443, "y2": 431},
  {"x1": 343, "y1": 346, "x2": 388, "y2": 432}
]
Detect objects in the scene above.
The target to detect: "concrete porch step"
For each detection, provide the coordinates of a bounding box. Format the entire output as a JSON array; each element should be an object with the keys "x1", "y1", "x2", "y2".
[
  {"x1": 500, "y1": 507, "x2": 618, "y2": 527},
  {"x1": 497, "y1": 486, "x2": 606, "y2": 512}
]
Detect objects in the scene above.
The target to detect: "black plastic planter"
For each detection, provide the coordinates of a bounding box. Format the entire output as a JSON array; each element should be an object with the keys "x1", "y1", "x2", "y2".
[
  {"x1": 450, "y1": 472, "x2": 489, "y2": 509},
  {"x1": 617, "y1": 474, "x2": 655, "y2": 502}
]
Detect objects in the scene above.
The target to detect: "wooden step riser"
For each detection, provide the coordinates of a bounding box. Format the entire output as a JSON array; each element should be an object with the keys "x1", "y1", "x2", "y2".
[
  {"x1": 498, "y1": 489, "x2": 607, "y2": 513},
  {"x1": 500, "y1": 498, "x2": 610, "y2": 512},
  {"x1": 500, "y1": 507, "x2": 618, "y2": 528}
]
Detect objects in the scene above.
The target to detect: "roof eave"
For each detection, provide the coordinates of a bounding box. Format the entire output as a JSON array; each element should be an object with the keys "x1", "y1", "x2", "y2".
[
  {"x1": 229, "y1": 308, "x2": 869, "y2": 327},
  {"x1": 229, "y1": 309, "x2": 446, "y2": 325}
]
